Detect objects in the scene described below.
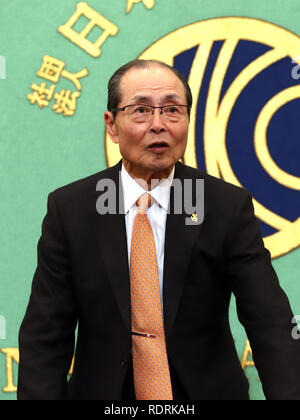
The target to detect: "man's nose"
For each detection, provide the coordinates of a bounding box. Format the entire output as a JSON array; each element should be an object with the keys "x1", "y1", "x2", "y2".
[{"x1": 150, "y1": 108, "x2": 166, "y2": 134}]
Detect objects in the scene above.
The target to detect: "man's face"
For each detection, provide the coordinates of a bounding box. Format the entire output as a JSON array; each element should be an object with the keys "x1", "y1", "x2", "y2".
[{"x1": 105, "y1": 65, "x2": 190, "y2": 180}]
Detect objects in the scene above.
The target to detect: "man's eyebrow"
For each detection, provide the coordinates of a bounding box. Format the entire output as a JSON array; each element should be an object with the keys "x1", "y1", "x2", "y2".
[
  {"x1": 163, "y1": 94, "x2": 182, "y2": 102},
  {"x1": 130, "y1": 95, "x2": 152, "y2": 103},
  {"x1": 130, "y1": 94, "x2": 182, "y2": 104}
]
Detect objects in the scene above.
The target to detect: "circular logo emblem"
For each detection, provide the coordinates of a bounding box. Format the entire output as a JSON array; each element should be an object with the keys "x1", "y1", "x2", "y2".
[{"x1": 105, "y1": 17, "x2": 300, "y2": 259}]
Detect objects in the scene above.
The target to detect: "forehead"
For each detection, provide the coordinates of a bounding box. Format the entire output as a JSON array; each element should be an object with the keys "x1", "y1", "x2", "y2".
[{"x1": 119, "y1": 65, "x2": 186, "y2": 104}]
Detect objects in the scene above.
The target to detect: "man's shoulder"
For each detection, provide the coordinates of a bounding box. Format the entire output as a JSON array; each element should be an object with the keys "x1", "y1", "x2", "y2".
[
  {"x1": 50, "y1": 162, "x2": 121, "y2": 205},
  {"x1": 53, "y1": 164, "x2": 121, "y2": 194},
  {"x1": 176, "y1": 162, "x2": 251, "y2": 199},
  {"x1": 177, "y1": 163, "x2": 253, "y2": 221}
]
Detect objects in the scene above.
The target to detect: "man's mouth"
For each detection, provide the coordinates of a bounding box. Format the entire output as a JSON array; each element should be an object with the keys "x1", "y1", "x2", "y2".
[{"x1": 148, "y1": 141, "x2": 169, "y2": 153}]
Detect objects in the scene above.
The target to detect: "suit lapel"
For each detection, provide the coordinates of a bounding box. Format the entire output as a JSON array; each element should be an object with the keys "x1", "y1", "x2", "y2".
[
  {"x1": 95, "y1": 161, "x2": 131, "y2": 332},
  {"x1": 163, "y1": 162, "x2": 205, "y2": 339}
]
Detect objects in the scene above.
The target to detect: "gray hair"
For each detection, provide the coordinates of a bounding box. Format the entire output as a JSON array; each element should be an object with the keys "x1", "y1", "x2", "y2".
[{"x1": 107, "y1": 59, "x2": 193, "y2": 118}]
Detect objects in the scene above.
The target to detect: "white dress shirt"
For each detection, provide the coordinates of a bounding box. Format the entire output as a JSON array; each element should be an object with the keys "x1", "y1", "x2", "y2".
[{"x1": 121, "y1": 164, "x2": 175, "y2": 308}]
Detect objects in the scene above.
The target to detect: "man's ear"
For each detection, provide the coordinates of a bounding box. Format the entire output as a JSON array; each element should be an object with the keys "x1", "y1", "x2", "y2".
[{"x1": 104, "y1": 111, "x2": 119, "y2": 144}]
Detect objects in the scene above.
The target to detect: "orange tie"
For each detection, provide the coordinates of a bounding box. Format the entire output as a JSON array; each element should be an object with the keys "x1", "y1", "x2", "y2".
[{"x1": 130, "y1": 193, "x2": 173, "y2": 400}]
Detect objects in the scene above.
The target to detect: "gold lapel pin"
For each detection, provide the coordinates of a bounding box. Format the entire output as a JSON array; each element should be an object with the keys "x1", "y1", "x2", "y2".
[{"x1": 191, "y1": 213, "x2": 198, "y2": 223}]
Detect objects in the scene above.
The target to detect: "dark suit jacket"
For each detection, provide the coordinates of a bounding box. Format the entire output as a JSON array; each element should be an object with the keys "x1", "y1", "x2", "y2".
[{"x1": 18, "y1": 161, "x2": 300, "y2": 400}]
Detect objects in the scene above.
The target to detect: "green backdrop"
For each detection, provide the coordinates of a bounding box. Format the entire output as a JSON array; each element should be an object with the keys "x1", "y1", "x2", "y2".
[{"x1": 1, "y1": 0, "x2": 300, "y2": 400}]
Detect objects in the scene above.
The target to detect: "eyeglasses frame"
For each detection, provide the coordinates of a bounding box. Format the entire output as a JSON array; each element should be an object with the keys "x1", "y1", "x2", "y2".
[{"x1": 110, "y1": 104, "x2": 191, "y2": 118}]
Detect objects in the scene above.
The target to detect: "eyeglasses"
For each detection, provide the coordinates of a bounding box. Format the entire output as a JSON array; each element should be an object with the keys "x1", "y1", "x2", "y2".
[{"x1": 110, "y1": 104, "x2": 190, "y2": 123}]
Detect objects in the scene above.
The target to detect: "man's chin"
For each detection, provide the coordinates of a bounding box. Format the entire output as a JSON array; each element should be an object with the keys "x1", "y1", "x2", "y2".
[
  {"x1": 122, "y1": 156, "x2": 176, "y2": 180},
  {"x1": 146, "y1": 160, "x2": 174, "y2": 175},
  {"x1": 146, "y1": 154, "x2": 175, "y2": 169}
]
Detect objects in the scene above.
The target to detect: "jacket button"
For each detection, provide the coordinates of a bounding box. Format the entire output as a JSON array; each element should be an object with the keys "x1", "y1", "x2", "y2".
[{"x1": 121, "y1": 359, "x2": 127, "y2": 368}]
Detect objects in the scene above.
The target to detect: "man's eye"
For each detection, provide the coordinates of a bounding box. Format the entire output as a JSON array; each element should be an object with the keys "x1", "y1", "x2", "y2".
[
  {"x1": 166, "y1": 106, "x2": 179, "y2": 113},
  {"x1": 134, "y1": 106, "x2": 149, "y2": 114}
]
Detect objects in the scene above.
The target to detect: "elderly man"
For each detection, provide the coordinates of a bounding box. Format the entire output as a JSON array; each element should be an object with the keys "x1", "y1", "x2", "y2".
[{"x1": 18, "y1": 59, "x2": 300, "y2": 400}]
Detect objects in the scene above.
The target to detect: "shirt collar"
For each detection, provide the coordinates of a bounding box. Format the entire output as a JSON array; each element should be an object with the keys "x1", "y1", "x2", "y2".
[{"x1": 121, "y1": 163, "x2": 175, "y2": 214}]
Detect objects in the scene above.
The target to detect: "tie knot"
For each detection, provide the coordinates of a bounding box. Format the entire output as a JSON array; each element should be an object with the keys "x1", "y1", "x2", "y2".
[{"x1": 136, "y1": 193, "x2": 153, "y2": 214}]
